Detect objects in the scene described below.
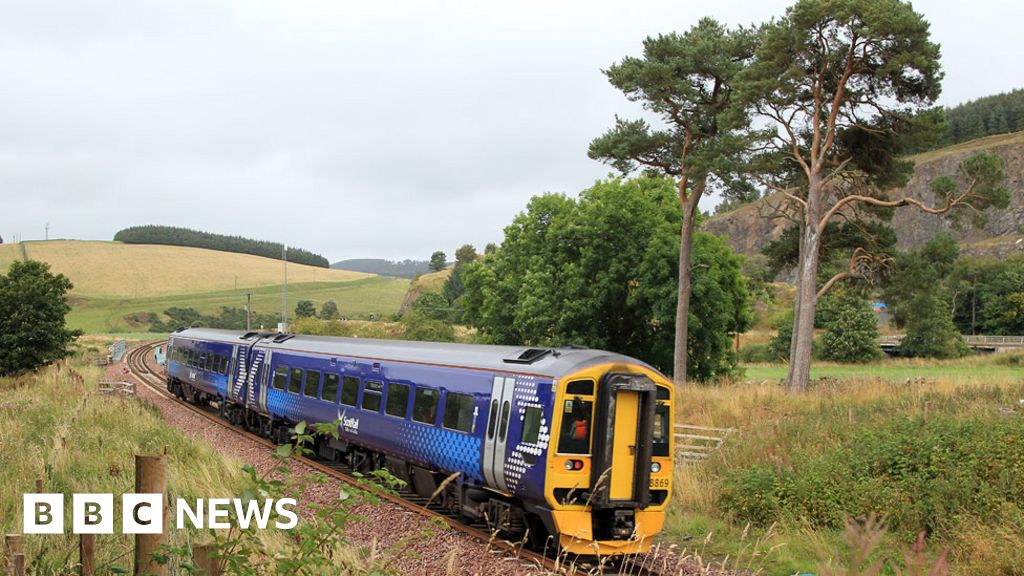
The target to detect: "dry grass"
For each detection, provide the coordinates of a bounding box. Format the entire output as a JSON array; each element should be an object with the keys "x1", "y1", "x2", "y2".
[
  {"x1": 907, "y1": 130, "x2": 1024, "y2": 164},
  {"x1": 665, "y1": 354, "x2": 1024, "y2": 574},
  {"x1": 0, "y1": 240, "x2": 371, "y2": 298}
]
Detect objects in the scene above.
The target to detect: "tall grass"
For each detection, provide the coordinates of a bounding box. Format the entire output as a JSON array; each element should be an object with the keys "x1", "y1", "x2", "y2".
[
  {"x1": 666, "y1": 352, "x2": 1024, "y2": 575},
  {"x1": 0, "y1": 360, "x2": 248, "y2": 573}
]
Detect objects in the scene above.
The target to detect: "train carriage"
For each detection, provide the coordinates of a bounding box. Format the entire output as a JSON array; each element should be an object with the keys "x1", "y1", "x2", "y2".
[{"x1": 166, "y1": 327, "x2": 673, "y2": 555}]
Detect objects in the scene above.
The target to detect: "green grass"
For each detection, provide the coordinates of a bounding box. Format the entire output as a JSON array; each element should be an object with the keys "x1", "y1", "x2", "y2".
[
  {"x1": 67, "y1": 276, "x2": 410, "y2": 333},
  {"x1": 741, "y1": 355, "x2": 1023, "y2": 384}
]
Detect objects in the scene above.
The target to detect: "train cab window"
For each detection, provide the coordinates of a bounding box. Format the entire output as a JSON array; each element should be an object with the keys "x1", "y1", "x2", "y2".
[
  {"x1": 362, "y1": 380, "x2": 383, "y2": 412},
  {"x1": 385, "y1": 383, "x2": 410, "y2": 418},
  {"x1": 557, "y1": 397, "x2": 594, "y2": 455},
  {"x1": 304, "y1": 370, "x2": 321, "y2": 398},
  {"x1": 272, "y1": 366, "x2": 288, "y2": 390},
  {"x1": 322, "y1": 374, "x2": 339, "y2": 402},
  {"x1": 520, "y1": 406, "x2": 542, "y2": 464},
  {"x1": 653, "y1": 403, "x2": 671, "y2": 457},
  {"x1": 412, "y1": 388, "x2": 439, "y2": 424},
  {"x1": 340, "y1": 376, "x2": 360, "y2": 407},
  {"x1": 288, "y1": 368, "x2": 303, "y2": 394},
  {"x1": 443, "y1": 393, "x2": 474, "y2": 433}
]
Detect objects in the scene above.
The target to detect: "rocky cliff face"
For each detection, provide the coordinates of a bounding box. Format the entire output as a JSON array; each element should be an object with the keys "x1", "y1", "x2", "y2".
[{"x1": 705, "y1": 132, "x2": 1024, "y2": 259}]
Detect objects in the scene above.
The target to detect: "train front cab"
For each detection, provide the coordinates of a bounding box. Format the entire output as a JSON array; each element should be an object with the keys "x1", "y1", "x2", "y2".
[{"x1": 545, "y1": 363, "x2": 673, "y2": 555}]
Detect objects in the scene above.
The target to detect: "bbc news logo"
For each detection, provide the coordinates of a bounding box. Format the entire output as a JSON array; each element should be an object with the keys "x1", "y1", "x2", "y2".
[{"x1": 23, "y1": 493, "x2": 298, "y2": 534}]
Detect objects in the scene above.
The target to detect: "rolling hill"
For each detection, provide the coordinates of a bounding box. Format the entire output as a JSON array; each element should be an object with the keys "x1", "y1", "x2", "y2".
[
  {"x1": 331, "y1": 258, "x2": 431, "y2": 278},
  {"x1": 0, "y1": 240, "x2": 409, "y2": 333}
]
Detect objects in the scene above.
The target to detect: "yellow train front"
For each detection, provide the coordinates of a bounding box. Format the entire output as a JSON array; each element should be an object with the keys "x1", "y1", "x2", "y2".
[{"x1": 538, "y1": 362, "x2": 674, "y2": 555}]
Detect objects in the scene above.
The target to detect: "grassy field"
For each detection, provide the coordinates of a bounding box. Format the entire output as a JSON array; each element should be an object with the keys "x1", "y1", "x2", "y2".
[
  {"x1": 667, "y1": 352, "x2": 1024, "y2": 575},
  {"x1": 740, "y1": 355, "x2": 1024, "y2": 385},
  {"x1": 0, "y1": 240, "x2": 411, "y2": 333},
  {"x1": 0, "y1": 240, "x2": 372, "y2": 298},
  {"x1": 68, "y1": 276, "x2": 410, "y2": 333}
]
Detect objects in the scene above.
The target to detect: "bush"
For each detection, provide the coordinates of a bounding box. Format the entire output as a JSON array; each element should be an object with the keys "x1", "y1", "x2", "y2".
[
  {"x1": 767, "y1": 312, "x2": 794, "y2": 361},
  {"x1": 818, "y1": 297, "x2": 882, "y2": 363},
  {"x1": 718, "y1": 415, "x2": 1024, "y2": 538},
  {"x1": 0, "y1": 260, "x2": 82, "y2": 375},
  {"x1": 401, "y1": 310, "x2": 455, "y2": 342},
  {"x1": 738, "y1": 344, "x2": 774, "y2": 363},
  {"x1": 900, "y1": 291, "x2": 969, "y2": 358}
]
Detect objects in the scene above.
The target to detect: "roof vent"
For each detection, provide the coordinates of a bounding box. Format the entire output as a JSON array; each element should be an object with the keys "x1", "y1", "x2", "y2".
[
  {"x1": 240, "y1": 332, "x2": 259, "y2": 340},
  {"x1": 504, "y1": 348, "x2": 552, "y2": 365},
  {"x1": 273, "y1": 334, "x2": 295, "y2": 343}
]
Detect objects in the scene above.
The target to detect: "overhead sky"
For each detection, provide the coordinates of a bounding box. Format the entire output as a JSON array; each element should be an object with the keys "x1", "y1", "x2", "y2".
[{"x1": 2, "y1": 0, "x2": 1022, "y2": 262}]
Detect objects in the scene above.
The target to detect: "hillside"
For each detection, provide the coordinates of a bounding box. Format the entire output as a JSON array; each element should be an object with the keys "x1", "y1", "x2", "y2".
[
  {"x1": 706, "y1": 131, "x2": 1024, "y2": 259},
  {"x1": 398, "y1": 268, "x2": 452, "y2": 313},
  {"x1": 331, "y1": 258, "x2": 431, "y2": 278},
  {"x1": 0, "y1": 240, "x2": 409, "y2": 333},
  {"x1": 0, "y1": 240, "x2": 370, "y2": 298}
]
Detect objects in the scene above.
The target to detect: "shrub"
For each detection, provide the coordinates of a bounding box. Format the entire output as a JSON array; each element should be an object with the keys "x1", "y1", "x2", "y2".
[
  {"x1": 900, "y1": 291, "x2": 969, "y2": 358},
  {"x1": 739, "y1": 344, "x2": 774, "y2": 363},
  {"x1": 767, "y1": 312, "x2": 794, "y2": 361},
  {"x1": 819, "y1": 297, "x2": 882, "y2": 363},
  {"x1": 401, "y1": 310, "x2": 455, "y2": 342},
  {"x1": 718, "y1": 415, "x2": 1024, "y2": 538}
]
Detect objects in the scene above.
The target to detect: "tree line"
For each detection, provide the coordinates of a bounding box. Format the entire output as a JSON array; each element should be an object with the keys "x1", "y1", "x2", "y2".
[
  {"x1": 114, "y1": 225, "x2": 330, "y2": 268},
  {"x1": 938, "y1": 88, "x2": 1024, "y2": 148}
]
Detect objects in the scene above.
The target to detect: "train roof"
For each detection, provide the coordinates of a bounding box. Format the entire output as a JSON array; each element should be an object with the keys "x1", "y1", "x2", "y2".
[{"x1": 169, "y1": 327, "x2": 663, "y2": 380}]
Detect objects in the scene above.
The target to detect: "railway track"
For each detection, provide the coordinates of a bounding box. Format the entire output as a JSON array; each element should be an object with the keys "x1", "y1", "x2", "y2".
[{"x1": 125, "y1": 341, "x2": 658, "y2": 575}]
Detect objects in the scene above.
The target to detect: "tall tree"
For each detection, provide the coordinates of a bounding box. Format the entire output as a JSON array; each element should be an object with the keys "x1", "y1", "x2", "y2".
[
  {"x1": 737, "y1": 0, "x2": 1010, "y2": 391},
  {"x1": 461, "y1": 176, "x2": 751, "y2": 380},
  {"x1": 589, "y1": 18, "x2": 756, "y2": 385},
  {"x1": 0, "y1": 260, "x2": 81, "y2": 375},
  {"x1": 428, "y1": 251, "x2": 447, "y2": 272}
]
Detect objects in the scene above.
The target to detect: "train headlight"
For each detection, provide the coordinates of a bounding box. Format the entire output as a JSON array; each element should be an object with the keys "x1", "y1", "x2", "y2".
[
  {"x1": 651, "y1": 461, "x2": 661, "y2": 474},
  {"x1": 565, "y1": 459, "x2": 584, "y2": 471}
]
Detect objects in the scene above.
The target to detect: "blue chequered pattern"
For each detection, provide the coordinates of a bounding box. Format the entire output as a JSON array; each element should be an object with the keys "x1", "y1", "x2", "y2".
[{"x1": 397, "y1": 422, "x2": 483, "y2": 485}]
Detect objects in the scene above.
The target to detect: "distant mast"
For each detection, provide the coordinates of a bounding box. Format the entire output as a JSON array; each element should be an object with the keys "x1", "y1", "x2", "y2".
[{"x1": 279, "y1": 244, "x2": 288, "y2": 333}]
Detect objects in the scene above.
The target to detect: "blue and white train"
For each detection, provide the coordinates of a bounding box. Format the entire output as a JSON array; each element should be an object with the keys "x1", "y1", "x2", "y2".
[{"x1": 166, "y1": 327, "x2": 674, "y2": 555}]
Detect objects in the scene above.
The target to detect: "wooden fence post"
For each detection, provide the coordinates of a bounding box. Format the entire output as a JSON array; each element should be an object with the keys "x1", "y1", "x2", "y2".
[
  {"x1": 134, "y1": 455, "x2": 168, "y2": 576},
  {"x1": 5, "y1": 535, "x2": 23, "y2": 576},
  {"x1": 193, "y1": 544, "x2": 221, "y2": 576},
  {"x1": 11, "y1": 554, "x2": 24, "y2": 576},
  {"x1": 80, "y1": 534, "x2": 95, "y2": 576}
]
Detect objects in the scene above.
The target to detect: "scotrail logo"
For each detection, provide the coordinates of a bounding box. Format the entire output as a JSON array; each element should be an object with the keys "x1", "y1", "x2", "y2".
[
  {"x1": 337, "y1": 409, "x2": 360, "y2": 435},
  {"x1": 22, "y1": 494, "x2": 298, "y2": 534}
]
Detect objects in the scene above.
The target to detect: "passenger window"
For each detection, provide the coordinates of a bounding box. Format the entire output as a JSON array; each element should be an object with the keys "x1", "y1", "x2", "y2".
[
  {"x1": 653, "y1": 404, "x2": 670, "y2": 457},
  {"x1": 304, "y1": 370, "x2": 321, "y2": 398},
  {"x1": 443, "y1": 393, "x2": 474, "y2": 433},
  {"x1": 340, "y1": 376, "x2": 360, "y2": 407},
  {"x1": 386, "y1": 383, "x2": 410, "y2": 418},
  {"x1": 288, "y1": 368, "x2": 303, "y2": 394},
  {"x1": 322, "y1": 374, "x2": 339, "y2": 402},
  {"x1": 412, "y1": 388, "x2": 439, "y2": 424},
  {"x1": 557, "y1": 398, "x2": 593, "y2": 455},
  {"x1": 272, "y1": 366, "x2": 287, "y2": 390},
  {"x1": 222, "y1": 356, "x2": 230, "y2": 376},
  {"x1": 362, "y1": 381, "x2": 383, "y2": 412}
]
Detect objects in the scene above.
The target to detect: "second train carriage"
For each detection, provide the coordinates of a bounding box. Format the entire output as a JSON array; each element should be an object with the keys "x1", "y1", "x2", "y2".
[{"x1": 165, "y1": 327, "x2": 673, "y2": 554}]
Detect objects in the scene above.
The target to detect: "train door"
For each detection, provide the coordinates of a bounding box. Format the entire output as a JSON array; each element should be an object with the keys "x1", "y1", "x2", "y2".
[
  {"x1": 591, "y1": 373, "x2": 656, "y2": 508},
  {"x1": 609, "y1": 390, "x2": 639, "y2": 500},
  {"x1": 483, "y1": 375, "x2": 516, "y2": 493},
  {"x1": 245, "y1": 348, "x2": 271, "y2": 414}
]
